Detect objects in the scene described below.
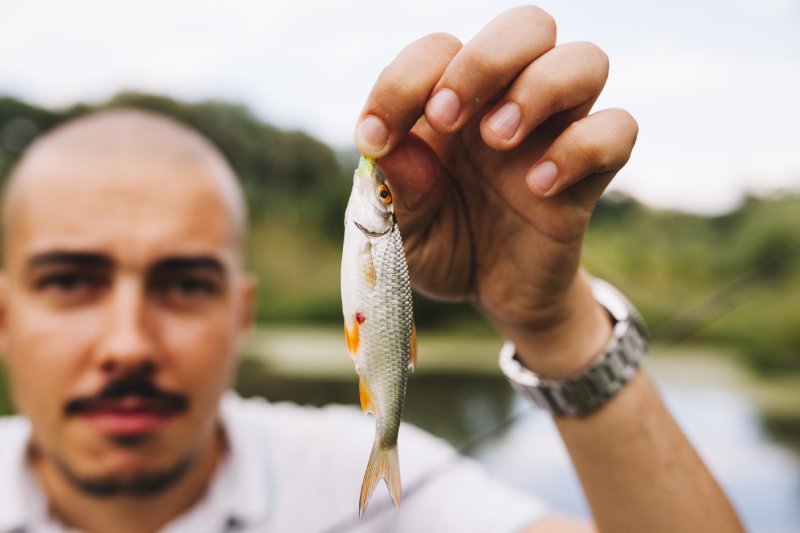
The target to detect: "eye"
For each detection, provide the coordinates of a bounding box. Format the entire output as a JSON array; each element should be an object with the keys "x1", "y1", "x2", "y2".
[
  {"x1": 35, "y1": 272, "x2": 107, "y2": 306},
  {"x1": 377, "y1": 185, "x2": 392, "y2": 205},
  {"x1": 150, "y1": 275, "x2": 222, "y2": 309}
]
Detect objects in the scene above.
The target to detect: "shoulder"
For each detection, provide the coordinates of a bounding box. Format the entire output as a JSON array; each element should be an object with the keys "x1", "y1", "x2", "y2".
[
  {"x1": 222, "y1": 392, "x2": 370, "y2": 440},
  {"x1": 0, "y1": 414, "x2": 30, "y2": 456},
  {"x1": 222, "y1": 394, "x2": 550, "y2": 532},
  {"x1": 0, "y1": 415, "x2": 34, "y2": 531},
  {"x1": 0, "y1": 415, "x2": 31, "y2": 480},
  {"x1": 221, "y1": 392, "x2": 377, "y2": 466},
  {"x1": 222, "y1": 392, "x2": 456, "y2": 464}
]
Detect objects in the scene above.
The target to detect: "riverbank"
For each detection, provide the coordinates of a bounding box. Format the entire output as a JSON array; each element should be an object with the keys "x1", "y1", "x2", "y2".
[{"x1": 244, "y1": 326, "x2": 800, "y2": 439}]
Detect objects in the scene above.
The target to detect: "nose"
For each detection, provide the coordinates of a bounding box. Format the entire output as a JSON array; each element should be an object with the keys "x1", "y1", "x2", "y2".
[{"x1": 97, "y1": 276, "x2": 157, "y2": 376}]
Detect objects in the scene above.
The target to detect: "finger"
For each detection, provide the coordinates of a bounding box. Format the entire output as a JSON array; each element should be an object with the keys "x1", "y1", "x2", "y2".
[
  {"x1": 354, "y1": 33, "x2": 462, "y2": 158},
  {"x1": 526, "y1": 108, "x2": 638, "y2": 198},
  {"x1": 424, "y1": 5, "x2": 556, "y2": 134},
  {"x1": 377, "y1": 133, "x2": 445, "y2": 239},
  {"x1": 480, "y1": 41, "x2": 609, "y2": 149}
]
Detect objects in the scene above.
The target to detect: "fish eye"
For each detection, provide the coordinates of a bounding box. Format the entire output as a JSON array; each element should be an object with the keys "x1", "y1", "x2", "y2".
[{"x1": 377, "y1": 185, "x2": 392, "y2": 205}]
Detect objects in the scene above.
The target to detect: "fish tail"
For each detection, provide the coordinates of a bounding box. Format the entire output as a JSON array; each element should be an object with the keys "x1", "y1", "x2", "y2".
[{"x1": 358, "y1": 440, "x2": 401, "y2": 518}]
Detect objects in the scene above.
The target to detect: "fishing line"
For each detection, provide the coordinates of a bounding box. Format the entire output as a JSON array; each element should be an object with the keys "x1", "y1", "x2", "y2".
[
  {"x1": 649, "y1": 240, "x2": 800, "y2": 345},
  {"x1": 317, "y1": 405, "x2": 531, "y2": 533},
  {"x1": 318, "y1": 236, "x2": 800, "y2": 532}
]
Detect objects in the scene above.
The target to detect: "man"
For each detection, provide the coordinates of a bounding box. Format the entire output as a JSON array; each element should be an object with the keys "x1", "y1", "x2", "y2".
[{"x1": 0, "y1": 5, "x2": 743, "y2": 533}]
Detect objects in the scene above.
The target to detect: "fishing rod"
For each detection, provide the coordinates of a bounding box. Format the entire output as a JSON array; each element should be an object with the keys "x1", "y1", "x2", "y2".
[{"x1": 318, "y1": 237, "x2": 800, "y2": 533}]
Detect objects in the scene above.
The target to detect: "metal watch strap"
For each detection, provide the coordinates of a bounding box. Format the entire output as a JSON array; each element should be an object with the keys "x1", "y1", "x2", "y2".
[{"x1": 498, "y1": 278, "x2": 649, "y2": 417}]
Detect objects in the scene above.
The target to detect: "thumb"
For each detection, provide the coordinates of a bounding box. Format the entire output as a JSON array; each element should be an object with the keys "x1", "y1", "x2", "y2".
[{"x1": 377, "y1": 133, "x2": 447, "y2": 240}]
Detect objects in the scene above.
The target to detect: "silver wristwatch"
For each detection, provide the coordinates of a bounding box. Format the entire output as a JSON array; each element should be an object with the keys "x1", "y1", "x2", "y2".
[{"x1": 499, "y1": 278, "x2": 649, "y2": 417}]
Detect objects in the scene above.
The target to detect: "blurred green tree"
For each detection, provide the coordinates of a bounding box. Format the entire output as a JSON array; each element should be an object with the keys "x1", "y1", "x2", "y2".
[{"x1": 0, "y1": 94, "x2": 798, "y2": 374}]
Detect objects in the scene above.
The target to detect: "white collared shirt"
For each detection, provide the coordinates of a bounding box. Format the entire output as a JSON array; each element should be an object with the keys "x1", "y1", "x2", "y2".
[{"x1": 0, "y1": 393, "x2": 548, "y2": 532}]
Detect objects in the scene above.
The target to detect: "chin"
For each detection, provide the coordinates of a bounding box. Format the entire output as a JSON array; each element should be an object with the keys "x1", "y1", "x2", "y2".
[{"x1": 55, "y1": 450, "x2": 196, "y2": 498}]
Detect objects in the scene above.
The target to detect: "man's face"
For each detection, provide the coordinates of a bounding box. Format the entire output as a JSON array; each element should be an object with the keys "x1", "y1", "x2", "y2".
[{"x1": 0, "y1": 138, "x2": 253, "y2": 494}]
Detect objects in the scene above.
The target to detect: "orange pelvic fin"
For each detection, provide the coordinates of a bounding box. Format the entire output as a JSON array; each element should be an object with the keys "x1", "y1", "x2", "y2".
[
  {"x1": 409, "y1": 320, "x2": 417, "y2": 370},
  {"x1": 358, "y1": 375, "x2": 376, "y2": 415},
  {"x1": 344, "y1": 320, "x2": 360, "y2": 359},
  {"x1": 359, "y1": 441, "x2": 401, "y2": 518}
]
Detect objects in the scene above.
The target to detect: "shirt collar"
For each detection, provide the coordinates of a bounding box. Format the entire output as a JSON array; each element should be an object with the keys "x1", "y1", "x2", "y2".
[
  {"x1": 0, "y1": 392, "x2": 273, "y2": 533},
  {"x1": 164, "y1": 392, "x2": 273, "y2": 531},
  {"x1": 221, "y1": 391, "x2": 274, "y2": 525},
  {"x1": 0, "y1": 415, "x2": 44, "y2": 533}
]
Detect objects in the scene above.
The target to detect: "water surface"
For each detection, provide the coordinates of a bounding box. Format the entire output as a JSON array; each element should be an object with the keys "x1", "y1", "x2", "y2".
[{"x1": 239, "y1": 336, "x2": 800, "y2": 533}]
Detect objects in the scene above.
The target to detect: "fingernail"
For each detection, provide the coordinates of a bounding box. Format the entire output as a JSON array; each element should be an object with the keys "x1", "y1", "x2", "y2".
[
  {"x1": 527, "y1": 160, "x2": 558, "y2": 194},
  {"x1": 355, "y1": 115, "x2": 389, "y2": 154},
  {"x1": 487, "y1": 102, "x2": 521, "y2": 140},
  {"x1": 426, "y1": 88, "x2": 461, "y2": 128}
]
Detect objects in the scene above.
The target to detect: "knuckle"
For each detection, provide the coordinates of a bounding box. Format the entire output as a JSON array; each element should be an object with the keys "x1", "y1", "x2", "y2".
[
  {"x1": 375, "y1": 68, "x2": 418, "y2": 106},
  {"x1": 467, "y1": 48, "x2": 503, "y2": 81},
  {"x1": 564, "y1": 109, "x2": 640, "y2": 172},
  {"x1": 622, "y1": 109, "x2": 640, "y2": 138},
  {"x1": 577, "y1": 41, "x2": 610, "y2": 76},
  {"x1": 603, "y1": 108, "x2": 639, "y2": 145},
  {"x1": 608, "y1": 108, "x2": 639, "y2": 148},
  {"x1": 368, "y1": 71, "x2": 419, "y2": 121},
  {"x1": 421, "y1": 32, "x2": 462, "y2": 57},
  {"x1": 565, "y1": 122, "x2": 605, "y2": 169},
  {"x1": 515, "y1": 5, "x2": 557, "y2": 42},
  {"x1": 530, "y1": 68, "x2": 572, "y2": 115},
  {"x1": 535, "y1": 66, "x2": 567, "y2": 100}
]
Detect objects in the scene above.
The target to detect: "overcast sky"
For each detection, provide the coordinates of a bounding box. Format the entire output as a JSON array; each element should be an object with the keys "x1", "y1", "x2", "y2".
[{"x1": 1, "y1": 0, "x2": 798, "y2": 213}]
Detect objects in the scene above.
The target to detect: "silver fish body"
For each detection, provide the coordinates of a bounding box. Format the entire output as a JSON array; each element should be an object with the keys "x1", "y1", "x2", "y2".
[{"x1": 341, "y1": 156, "x2": 415, "y2": 517}]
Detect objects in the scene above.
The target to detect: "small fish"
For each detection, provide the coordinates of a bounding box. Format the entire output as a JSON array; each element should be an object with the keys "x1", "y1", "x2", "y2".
[{"x1": 341, "y1": 156, "x2": 416, "y2": 517}]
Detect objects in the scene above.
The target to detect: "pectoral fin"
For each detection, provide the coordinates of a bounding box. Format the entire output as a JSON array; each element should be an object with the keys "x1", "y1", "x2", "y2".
[{"x1": 362, "y1": 242, "x2": 377, "y2": 289}]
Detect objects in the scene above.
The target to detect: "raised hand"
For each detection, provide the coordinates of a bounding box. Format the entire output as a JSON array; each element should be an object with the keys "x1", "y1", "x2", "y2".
[{"x1": 354, "y1": 6, "x2": 637, "y2": 374}]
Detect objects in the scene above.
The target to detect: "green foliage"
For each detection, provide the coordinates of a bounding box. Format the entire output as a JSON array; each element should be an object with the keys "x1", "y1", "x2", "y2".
[
  {"x1": 0, "y1": 92, "x2": 351, "y2": 226},
  {"x1": 0, "y1": 363, "x2": 13, "y2": 415},
  {"x1": 586, "y1": 192, "x2": 800, "y2": 375},
  {"x1": 1, "y1": 94, "x2": 798, "y2": 375}
]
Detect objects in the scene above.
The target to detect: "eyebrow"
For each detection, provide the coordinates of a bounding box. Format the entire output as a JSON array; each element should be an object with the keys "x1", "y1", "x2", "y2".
[
  {"x1": 24, "y1": 252, "x2": 227, "y2": 276},
  {"x1": 149, "y1": 256, "x2": 226, "y2": 276},
  {"x1": 26, "y1": 251, "x2": 114, "y2": 271}
]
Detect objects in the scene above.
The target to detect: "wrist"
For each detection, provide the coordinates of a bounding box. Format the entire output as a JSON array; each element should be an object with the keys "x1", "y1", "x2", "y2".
[
  {"x1": 492, "y1": 270, "x2": 613, "y2": 379},
  {"x1": 499, "y1": 277, "x2": 649, "y2": 417}
]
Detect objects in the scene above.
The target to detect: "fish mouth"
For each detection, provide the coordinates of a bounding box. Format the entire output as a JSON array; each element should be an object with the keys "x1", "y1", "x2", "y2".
[{"x1": 354, "y1": 220, "x2": 394, "y2": 238}]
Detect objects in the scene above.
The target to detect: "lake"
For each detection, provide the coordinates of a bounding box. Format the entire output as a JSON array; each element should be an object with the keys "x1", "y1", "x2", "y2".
[{"x1": 242, "y1": 328, "x2": 800, "y2": 533}]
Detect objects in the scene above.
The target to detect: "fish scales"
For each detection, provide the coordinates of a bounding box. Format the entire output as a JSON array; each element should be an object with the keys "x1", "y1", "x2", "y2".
[
  {"x1": 340, "y1": 156, "x2": 416, "y2": 518},
  {"x1": 363, "y1": 227, "x2": 411, "y2": 447}
]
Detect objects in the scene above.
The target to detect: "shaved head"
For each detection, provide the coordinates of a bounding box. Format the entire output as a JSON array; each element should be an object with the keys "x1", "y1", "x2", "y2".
[
  {"x1": 0, "y1": 108, "x2": 257, "y2": 512},
  {"x1": 2, "y1": 108, "x2": 247, "y2": 261}
]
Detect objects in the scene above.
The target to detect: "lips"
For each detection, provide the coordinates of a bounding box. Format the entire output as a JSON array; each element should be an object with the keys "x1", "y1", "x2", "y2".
[
  {"x1": 65, "y1": 373, "x2": 189, "y2": 437},
  {"x1": 79, "y1": 397, "x2": 182, "y2": 435}
]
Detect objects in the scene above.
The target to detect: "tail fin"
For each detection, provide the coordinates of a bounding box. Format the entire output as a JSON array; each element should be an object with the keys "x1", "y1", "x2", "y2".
[{"x1": 359, "y1": 440, "x2": 401, "y2": 518}]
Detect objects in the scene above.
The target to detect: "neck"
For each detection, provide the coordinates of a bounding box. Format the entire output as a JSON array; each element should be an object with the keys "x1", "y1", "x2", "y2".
[{"x1": 31, "y1": 425, "x2": 225, "y2": 533}]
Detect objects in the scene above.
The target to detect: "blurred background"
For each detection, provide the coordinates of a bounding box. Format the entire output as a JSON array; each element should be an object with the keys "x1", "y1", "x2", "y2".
[{"x1": 0, "y1": 1, "x2": 798, "y2": 531}]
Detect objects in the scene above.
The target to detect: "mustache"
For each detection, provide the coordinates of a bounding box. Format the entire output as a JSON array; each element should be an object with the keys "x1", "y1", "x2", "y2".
[{"x1": 65, "y1": 372, "x2": 188, "y2": 416}]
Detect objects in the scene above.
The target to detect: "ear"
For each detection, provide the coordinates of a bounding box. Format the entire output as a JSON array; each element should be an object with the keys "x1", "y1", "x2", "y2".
[{"x1": 236, "y1": 272, "x2": 258, "y2": 335}]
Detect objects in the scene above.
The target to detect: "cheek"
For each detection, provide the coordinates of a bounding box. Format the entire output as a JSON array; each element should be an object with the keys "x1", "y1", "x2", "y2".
[
  {"x1": 4, "y1": 299, "x2": 101, "y2": 422},
  {"x1": 158, "y1": 310, "x2": 239, "y2": 398}
]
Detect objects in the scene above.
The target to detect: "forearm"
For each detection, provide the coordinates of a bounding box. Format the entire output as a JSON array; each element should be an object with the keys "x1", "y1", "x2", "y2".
[
  {"x1": 504, "y1": 274, "x2": 744, "y2": 532},
  {"x1": 554, "y1": 371, "x2": 742, "y2": 532}
]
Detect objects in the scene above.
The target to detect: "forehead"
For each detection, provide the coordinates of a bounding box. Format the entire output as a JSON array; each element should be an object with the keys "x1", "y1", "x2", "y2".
[{"x1": 5, "y1": 149, "x2": 239, "y2": 272}]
